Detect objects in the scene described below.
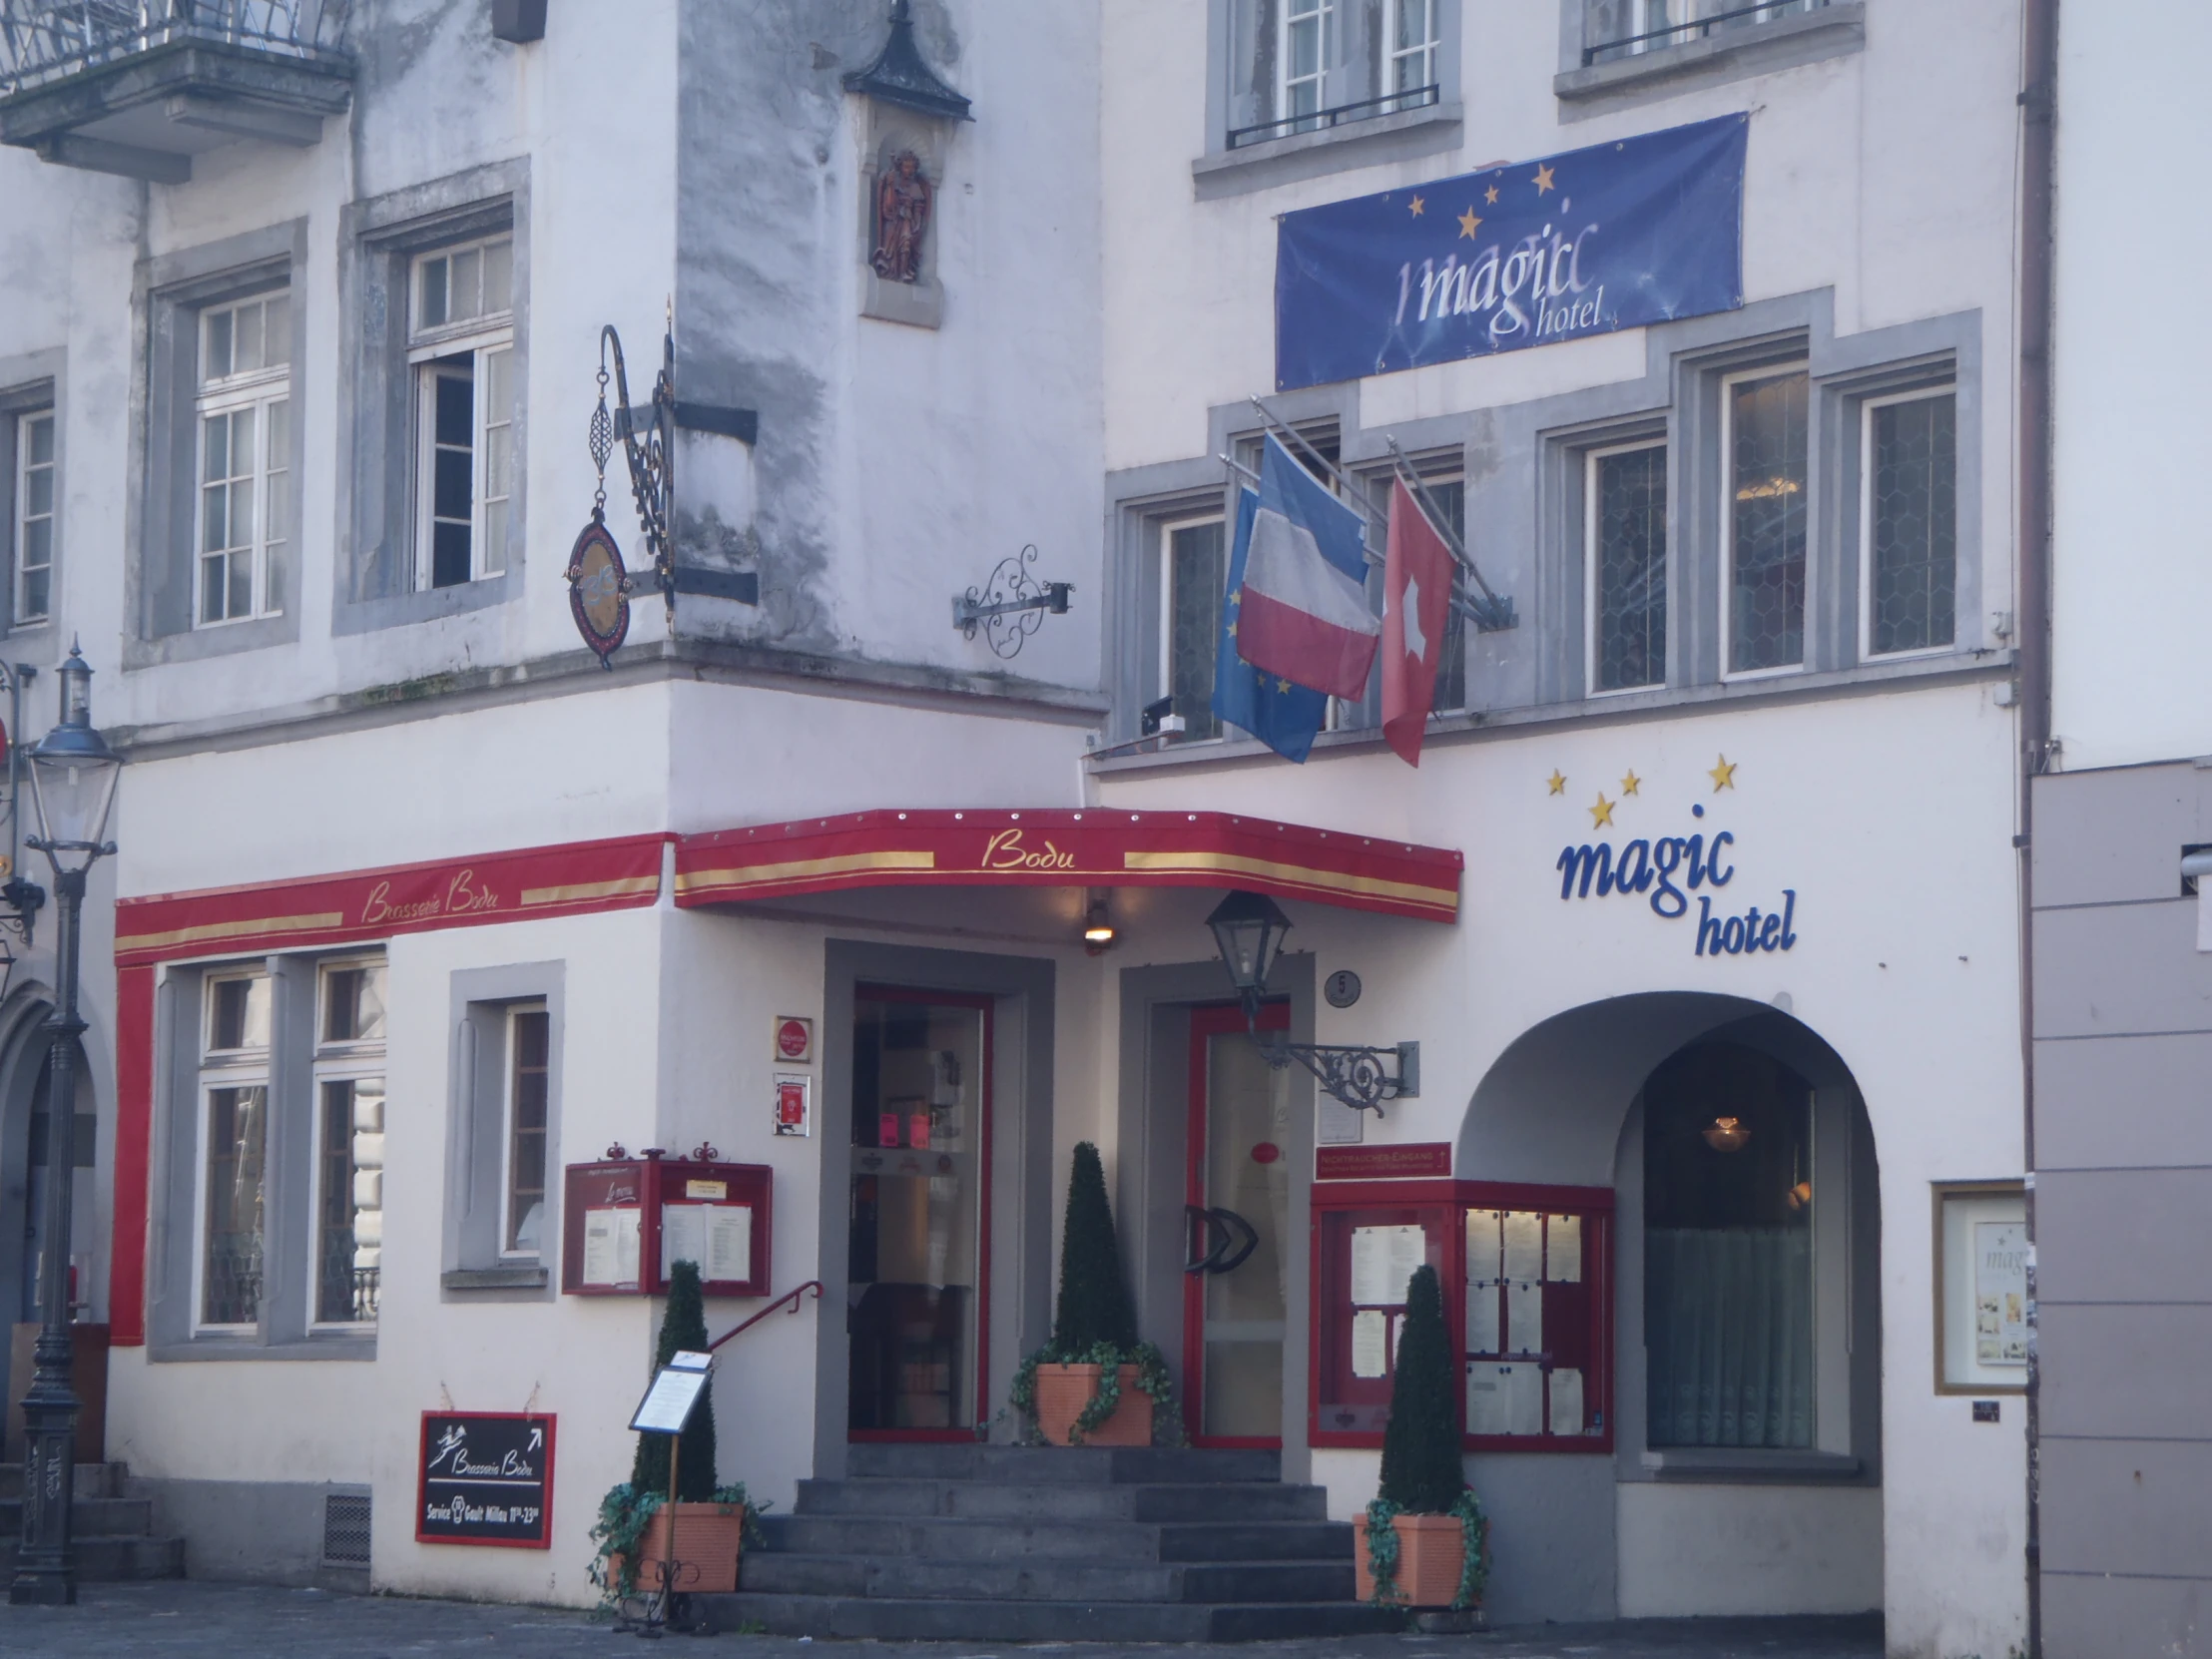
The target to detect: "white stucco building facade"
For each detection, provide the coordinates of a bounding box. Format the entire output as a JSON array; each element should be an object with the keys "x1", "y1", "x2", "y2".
[{"x1": 0, "y1": 3, "x2": 2047, "y2": 1654}]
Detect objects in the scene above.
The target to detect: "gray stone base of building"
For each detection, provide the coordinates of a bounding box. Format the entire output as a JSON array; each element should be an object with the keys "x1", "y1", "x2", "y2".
[{"x1": 135, "y1": 1477, "x2": 367, "y2": 1592}]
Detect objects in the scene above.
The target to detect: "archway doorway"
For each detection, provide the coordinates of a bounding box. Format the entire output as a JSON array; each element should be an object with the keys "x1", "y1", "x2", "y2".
[{"x1": 1455, "y1": 993, "x2": 1883, "y2": 1624}]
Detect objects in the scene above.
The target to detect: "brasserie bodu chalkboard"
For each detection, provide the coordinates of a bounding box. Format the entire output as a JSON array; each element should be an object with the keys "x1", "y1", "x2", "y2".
[{"x1": 416, "y1": 1412, "x2": 556, "y2": 1548}]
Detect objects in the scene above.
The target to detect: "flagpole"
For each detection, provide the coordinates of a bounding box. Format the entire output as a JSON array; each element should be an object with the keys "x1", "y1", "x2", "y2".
[
  {"x1": 1218, "y1": 449, "x2": 1384, "y2": 571},
  {"x1": 1384, "y1": 436, "x2": 1515, "y2": 630},
  {"x1": 1245, "y1": 396, "x2": 1387, "y2": 536}
]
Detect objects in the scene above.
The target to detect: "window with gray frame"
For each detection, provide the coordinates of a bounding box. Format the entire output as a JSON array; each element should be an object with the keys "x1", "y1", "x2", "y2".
[
  {"x1": 194, "y1": 291, "x2": 290, "y2": 627},
  {"x1": 1723, "y1": 365, "x2": 1808, "y2": 675},
  {"x1": 1587, "y1": 441, "x2": 1666, "y2": 693},
  {"x1": 406, "y1": 235, "x2": 514, "y2": 590},
  {"x1": 1582, "y1": 0, "x2": 1832, "y2": 65},
  {"x1": 13, "y1": 407, "x2": 54, "y2": 625},
  {"x1": 1160, "y1": 516, "x2": 1225, "y2": 742},
  {"x1": 1224, "y1": 0, "x2": 1449, "y2": 149},
  {"x1": 502, "y1": 1005, "x2": 549, "y2": 1256},
  {"x1": 443, "y1": 967, "x2": 562, "y2": 1293},
  {"x1": 168, "y1": 951, "x2": 384, "y2": 1349},
  {"x1": 1862, "y1": 387, "x2": 1954, "y2": 657}
]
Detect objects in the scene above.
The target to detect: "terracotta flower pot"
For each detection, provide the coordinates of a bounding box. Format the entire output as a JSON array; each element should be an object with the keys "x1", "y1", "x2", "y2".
[
  {"x1": 1353, "y1": 1511, "x2": 1473, "y2": 1608},
  {"x1": 1032, "y1": 1363, "x2": 1154, "y2": 1446},
  {"x1": 609, "y1": 1501, "x2": 748, "y2": 1595}
]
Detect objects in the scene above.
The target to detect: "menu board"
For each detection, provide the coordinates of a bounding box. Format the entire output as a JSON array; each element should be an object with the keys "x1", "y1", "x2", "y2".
[
  {"x1": 1350, "y1": 1224, "x2": 1427, "y2": 1306},
  {"x1": 417, "y1": 1413, "x2": 555, "y2": 1549},
  {"x1": 564, "y1": 1158, "x2": 774, "y2": 1297}
]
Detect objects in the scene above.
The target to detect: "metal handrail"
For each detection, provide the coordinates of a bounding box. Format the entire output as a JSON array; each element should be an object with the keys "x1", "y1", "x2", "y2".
[
  {"x1": 1227, "y1": 82, "x2": 1439, "y2": 151},
  {"x1": 1583, "y1": 0, "x2": 1829, "y2": 65},
  {"x1": 0, "y1": 0, "x2": 354, "y2": 99},
  {"x1": 707, "y1": 1280, "x2": 824, "y2": 1352}
]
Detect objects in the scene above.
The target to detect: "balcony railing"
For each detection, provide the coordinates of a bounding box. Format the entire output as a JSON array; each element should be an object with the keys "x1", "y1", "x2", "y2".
[
  {"x1": 1583, "y1": 0, "x2": 1831, "y2": 67},
  {"x1": 1228, "y1": 83, "x2": 1440, "y2": 152},
  {"x1": 0, "y1": 0, "x2": 352, "y2": 100}
]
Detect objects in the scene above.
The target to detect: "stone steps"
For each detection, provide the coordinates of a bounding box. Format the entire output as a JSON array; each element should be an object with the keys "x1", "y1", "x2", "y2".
[
  {"x1": 0, "y1": 1462, "x2": 186, "y2": 1583},
  {"x1": 703, "y1": 1441, "x2": 1394, "y2": 1641}
]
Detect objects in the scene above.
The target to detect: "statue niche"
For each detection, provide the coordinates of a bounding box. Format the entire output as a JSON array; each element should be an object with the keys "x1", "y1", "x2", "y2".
[{"x1": 870, "y1": 152, "x2": 933, "y2": 285}]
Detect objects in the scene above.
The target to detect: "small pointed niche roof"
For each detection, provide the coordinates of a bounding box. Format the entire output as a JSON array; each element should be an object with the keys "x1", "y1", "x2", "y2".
[{"x1": 843, "y1": 0, "x2": 972, "y2": 122}]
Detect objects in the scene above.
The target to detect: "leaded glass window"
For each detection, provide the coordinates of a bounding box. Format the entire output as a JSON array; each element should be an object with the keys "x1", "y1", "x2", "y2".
[
  {"x1": 1725, "y1": 367, "x2": 1808, "y2": 674},
  {"x1": 1589, "y1": 442, "x2": 1667, "y2": 693},
  {"x1": 1165, "y1": 518, "x2": 1225, "y2": 740},
  {"x1": 1866, "y1": 390, "x2": 1955, "y2": 656}
]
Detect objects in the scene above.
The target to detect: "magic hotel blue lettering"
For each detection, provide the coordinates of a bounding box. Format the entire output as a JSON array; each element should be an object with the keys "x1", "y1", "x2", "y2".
[{"x1": 1555, "y1": 822, "x2": 1798, "y2": 958}]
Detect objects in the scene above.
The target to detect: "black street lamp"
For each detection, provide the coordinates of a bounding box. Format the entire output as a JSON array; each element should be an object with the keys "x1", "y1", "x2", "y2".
[
  {"x1": 9, "y1": 646, "x2": 122, "y2": 1608},
  {"x1": 1203, "y1": 888, "x2": 1420, "y2": 1117}
]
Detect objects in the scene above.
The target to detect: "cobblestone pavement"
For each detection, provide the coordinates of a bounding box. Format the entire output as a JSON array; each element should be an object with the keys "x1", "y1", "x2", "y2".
[{"x1": 0, "y1": 1583, "x2": 1885, "y2": 1658}]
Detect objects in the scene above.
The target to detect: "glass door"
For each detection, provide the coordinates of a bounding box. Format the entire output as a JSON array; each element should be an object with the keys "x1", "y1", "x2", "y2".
[
  {"x1": 1184, "y1": 1002, "x2": 1292, "y2": 1446},
  {"x1": 847, "y1": 989, "x2": 991, "y2": 1440}
]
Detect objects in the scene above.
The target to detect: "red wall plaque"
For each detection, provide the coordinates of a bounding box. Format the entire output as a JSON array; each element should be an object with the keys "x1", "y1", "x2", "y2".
[{"x1": 1316, "y1": 1142, "x2": 1452, "y2": 1181}]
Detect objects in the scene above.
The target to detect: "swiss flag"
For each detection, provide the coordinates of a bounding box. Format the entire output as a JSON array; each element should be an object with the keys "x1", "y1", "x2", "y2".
[{"x1": 1382, "y1": 481, "x2": 1456, "y2": 767}]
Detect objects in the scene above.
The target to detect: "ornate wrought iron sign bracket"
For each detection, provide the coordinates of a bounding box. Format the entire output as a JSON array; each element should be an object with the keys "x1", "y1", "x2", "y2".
[
  {"x1": 1256, "y1": 1033, "x2": 1419, "y2": 1118},
  {"x1": 952, "y1": 545, "x2": 1072, "y2": 659}
]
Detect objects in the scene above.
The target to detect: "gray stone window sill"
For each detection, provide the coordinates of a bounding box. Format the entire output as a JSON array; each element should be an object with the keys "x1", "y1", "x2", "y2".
[
  {"x1": 441, "y1": 1264, "x2": 549, "y2": 1292},
  {"x1": 1640, "y1": 1446, "x2": 1861, "y2": 1483},
  {"x1": 1193, "y1": 102, "x2": 1463, "y2": 202},
  {"x1": 126, "y1": 612, "x2": 299, "y2": 670},
  {"x1": 1090, "y1": 649, "x2": 2012, "y2": 776},
  {"x1": 1556, "y1": 3, "x2": 1864, "y2": 108},
  {"x1": 149, "y1": 1335, "x2": 376, "y2": 1363}
]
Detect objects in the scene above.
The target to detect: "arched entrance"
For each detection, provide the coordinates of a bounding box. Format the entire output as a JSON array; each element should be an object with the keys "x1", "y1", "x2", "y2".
[{"x1": 1455, "y1": 993, "x2": 1884, "y2": 1623}]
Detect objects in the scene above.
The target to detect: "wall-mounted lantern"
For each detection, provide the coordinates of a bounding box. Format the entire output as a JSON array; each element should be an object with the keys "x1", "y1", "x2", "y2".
[{"x1": 1204, "y1": 889, "x2": 1418, "y2": 1116}]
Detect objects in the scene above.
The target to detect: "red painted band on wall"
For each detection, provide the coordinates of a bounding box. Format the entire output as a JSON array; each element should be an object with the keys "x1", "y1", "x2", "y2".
[{"x1": 110, "y1": 965, "x2": 154, "y2": 1348}]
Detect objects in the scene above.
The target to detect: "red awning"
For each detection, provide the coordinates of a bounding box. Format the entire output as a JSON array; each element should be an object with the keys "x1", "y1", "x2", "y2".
[{"x1": 674, "y1": 809, "x2": 1461, "y2": 923}]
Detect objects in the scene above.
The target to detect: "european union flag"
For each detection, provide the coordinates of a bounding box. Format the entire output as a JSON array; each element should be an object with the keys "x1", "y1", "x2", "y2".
[{"x1": 1212, "y1": 487, "x2": 1330, "y2": 763}]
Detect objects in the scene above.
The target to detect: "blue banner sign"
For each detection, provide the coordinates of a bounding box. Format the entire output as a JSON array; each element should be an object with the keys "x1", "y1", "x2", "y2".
[{"x1": 1274, "y1": 114, "x2": 1748, "y2": 391}]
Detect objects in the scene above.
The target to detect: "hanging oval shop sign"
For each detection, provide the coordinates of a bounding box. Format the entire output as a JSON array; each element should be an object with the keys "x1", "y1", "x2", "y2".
[{"x1": 566, "y1": 517, "x2": 632, "y2": 669}]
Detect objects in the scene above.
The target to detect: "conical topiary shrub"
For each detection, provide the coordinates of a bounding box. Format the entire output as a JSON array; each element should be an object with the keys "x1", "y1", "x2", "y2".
[
  {"x1": 1052, "y1": 1142, "x2": 1138, "y2": 1354},
  {"x1": 632, "y1": 1259, "x2": 717, "y2": 1500},
  {"x1": 1359, "y1": 1262, "x2": 1488, "y2": 1610},
  {"x1": 1378, "y1": 1264, "x2": 1460, "y2": 1513},
  {"x1": 1009, "y1": 1142, "x2": 1177, "y2": 1445}
]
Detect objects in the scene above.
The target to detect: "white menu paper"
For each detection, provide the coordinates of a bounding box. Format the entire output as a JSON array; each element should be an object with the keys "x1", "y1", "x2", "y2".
[
  {"x1": 1545, "y1": 1215, "x2": 1582, "y2": 1283},
  {"x1": 1352, "y1": 1310, "x2": 1388, "y2": 1379},
  {"x1": 1549, "y1": 1367, "x2": 1585, "y2": 1436},
  {"x1": 1502, "y1": 1211, "x2": 1543, "y2": 1283},
  {"x1": 1350, "y1": 1224, "x2": 1426, "y2": 1307},
  {"x1": 1467, "y1": 1362, "x2": 1544, "y2": 1436},
  {"x1": 1465, "y1": 1282, "x2": 1501, "y2": 1356},
  {"x1": 1506, "y1": 1280, "x2": 1542, "y2": 1355},
  {"x1": 583, "y1": 1207, "x2": 641, "y2": 1286}
]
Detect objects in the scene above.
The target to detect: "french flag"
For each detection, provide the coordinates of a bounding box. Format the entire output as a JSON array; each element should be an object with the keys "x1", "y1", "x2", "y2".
[{"x1": 1234, "y1": 437, "x2": 1380, "y2": 702}]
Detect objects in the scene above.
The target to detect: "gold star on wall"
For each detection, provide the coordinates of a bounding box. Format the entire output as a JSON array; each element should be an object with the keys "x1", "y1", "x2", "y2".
[
  {"x1": 1547, "y1": 770, "x2": 1567, "y2": 796},
  {"x1": 1408, "y1": 195, "x2": 1425, "y2": 217},
  {"x1": 1484, "y1": 184, "x2": 1499, "y2": 205},
  {"x1": 1709, "y1": 755, "x2": 1738, "y2": 792},
  {"x1": 1620, "y1": 770, "x2": 1641, "y2": 796},
  {"x1": 1589, "y1": 793, "x2": 1615, "y2": 829},
  {"x1": 1533, "y1": 162, "x2": 1556, "y2": 195},
  {"x1": 1457, "y1": 207, "x2": 1482, "y2": 240}
]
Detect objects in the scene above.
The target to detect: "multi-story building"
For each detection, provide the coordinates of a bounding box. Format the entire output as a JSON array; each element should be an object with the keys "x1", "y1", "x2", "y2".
[{"x1": 0, "y1": 1, "x2": 2055, "y2": 1653}]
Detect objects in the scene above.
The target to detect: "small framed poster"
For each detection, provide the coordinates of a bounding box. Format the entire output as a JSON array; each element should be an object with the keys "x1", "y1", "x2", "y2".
[
  {"x1": 417, "y1": 1412, "x2": 555, "y2": 1548},
  {"x1": 775, "y1": 1073, "x2": 812, "y2": 1137},
  {"x1": 774, "y1": 1016, "x2": 815, "y2": 1064},
  {"x1": 1934, "y1": 1180, "x2": 2028, "y2": 1393}
]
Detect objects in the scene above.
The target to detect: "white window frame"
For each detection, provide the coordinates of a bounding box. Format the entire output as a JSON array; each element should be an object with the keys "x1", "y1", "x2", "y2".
[
  {"x1": 1157, "y1": 511, "x2": 1226, "y2": 714},
  {"x1": 1278, "y1": 0, "x2": 1335, "y2": 128},
  {"x1": 1385, "y1": 0, "x2": 1440, "y2": 96},
  {"x1": 14, "y1": 408, "x2": 54, "y2": 626},
  {"x1": 192, "y1": 969, "x2": 272, "y2": 1335},
  {"x1": 307, "y1": 957, "x2": 386, "y2": 1331},
  {"x1": 500, "y1": 1001, "x2": 551, "y2": 1260},
  {"x1": 1596, "y1": 0, "x2": 1828, "y2": 58},
  {"x1": 1584, "y1": 439, "x2": 1669, "y2": 699},
  {"x1": 1717, "y1": 361, "x2": 1812, "y2": 684},
  {"x1": 1858, "y1": 384, "x2": 1957, "y2": 664},
  {"x1": 407, "y1": 235, "x2": 515, "y2": 592},
  {"x1": 193, "y1": 295, "x2": 290, "y2": 630}
]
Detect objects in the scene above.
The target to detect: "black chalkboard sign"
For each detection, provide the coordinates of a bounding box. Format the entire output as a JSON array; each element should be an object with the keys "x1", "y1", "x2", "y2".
[{"x1": 416, "y1": 1412, "x2": 556, "y2": 1549}]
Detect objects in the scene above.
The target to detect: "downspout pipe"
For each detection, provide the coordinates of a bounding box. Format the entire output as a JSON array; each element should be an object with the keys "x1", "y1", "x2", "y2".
[{"x1": 2015, "y1": 0, "x2": 2059, "y2": 1654}]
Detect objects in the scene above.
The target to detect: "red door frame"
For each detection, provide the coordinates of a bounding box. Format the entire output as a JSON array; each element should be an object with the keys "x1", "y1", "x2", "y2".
[
  {"x1": 847, "y1": 984, "x2": 995, "y2": 1443},
  {"x1": 1184, "y1": 999, "x2": 1291, "y2": 1449}
]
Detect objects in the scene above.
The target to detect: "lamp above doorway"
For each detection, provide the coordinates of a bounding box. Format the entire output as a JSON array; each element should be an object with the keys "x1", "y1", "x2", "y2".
[{"x1": 1204, "y1": 889, "x2": 1419, "y2": 1117}]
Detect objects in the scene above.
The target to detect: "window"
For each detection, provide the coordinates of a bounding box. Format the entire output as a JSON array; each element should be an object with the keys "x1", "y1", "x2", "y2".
[
  {"x1": 1722, "y1": 365, "x2": 1808, "y2": 676},
  {"x1": 1386, "y1": 0, "x2": 1440, "y2": 96},
  {"x1": 1279, "y1": 0, "x2": 1335, "y2": 134},
  {"x1": 1587, "y1": 441, "x2": 1667, "y2": 693},
  {"x1": 408, "y1": 236, "x2": 514, "y2": 590},
  {"x1": 14, "y1": 409, "x2": 53, "y2": 624},
  {"x1": 1642, "y1": 1042, "x2": 1815, "y2": 1449},
  {"x1": 1159, "y1": 516, "x2": 1226, "y2": 741},
  {"x1": 197, "y1": 971, "x2": 272, "y2": 1329},
  {"x1": 194, "y1": 293, "x2": 290, "y2": 627},
  {"x1": 311, "y1": 961, "x2": 386, "y2": 1328},
  {"x1": 503, "y1": 1005, "x2": 549, "y2": 1256},
  {"x1": 1584, "y1": 0, "x2": 1833, "y2": 64},
  {"x1": 1862, "y1": 388, "x2": 1955, "y2": 657}
]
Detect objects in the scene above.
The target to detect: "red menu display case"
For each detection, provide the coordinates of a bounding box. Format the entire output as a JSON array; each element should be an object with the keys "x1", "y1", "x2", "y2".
[{"x1": 560, "y1": 1152, "x2": 773, "y2": 1298}]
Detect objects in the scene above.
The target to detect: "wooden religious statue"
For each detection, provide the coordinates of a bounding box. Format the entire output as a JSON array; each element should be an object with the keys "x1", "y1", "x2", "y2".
[{"x1": 870, "y1": 152, "x2": 933, "y2": 284}]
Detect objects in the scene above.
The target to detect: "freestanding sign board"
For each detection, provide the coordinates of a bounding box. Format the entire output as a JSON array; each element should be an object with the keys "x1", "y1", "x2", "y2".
[{"x1": 416, "y1": 1412, "x2": 556, "y2": 1548}]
